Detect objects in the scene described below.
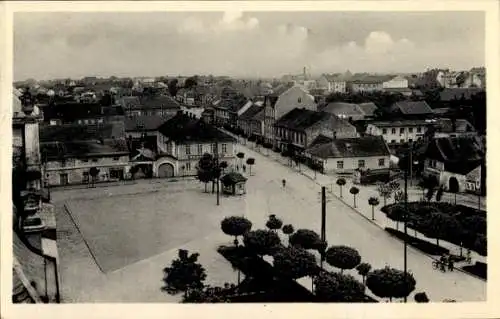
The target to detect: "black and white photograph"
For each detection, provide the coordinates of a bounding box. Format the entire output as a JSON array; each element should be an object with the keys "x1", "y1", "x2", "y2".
[{"x1": 3, "y1": 1, "x2": 498, "y2": 316}]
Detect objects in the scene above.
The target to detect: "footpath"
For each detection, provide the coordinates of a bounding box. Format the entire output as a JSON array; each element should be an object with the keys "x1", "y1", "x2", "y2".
[{"x1": 232, "y1": 137, "x2": 487, "y2": 282}]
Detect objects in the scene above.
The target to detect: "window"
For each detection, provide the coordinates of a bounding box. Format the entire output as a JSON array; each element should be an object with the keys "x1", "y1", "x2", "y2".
[
  {"x1": 185, "y1": 145, "x2": 191, "y2": 155},
  {"x1": 222, "y1": 143, "x2": 227, "y2": 153},
  {"x1": 82, "y1": 172, "x2": 89, "y2": 183},
  {"x1": 400, "y1": 128, "x2": 405, "y2": 134},
  {"x1": 298, "y1": 97, "x2": 302, "y2": 103},
  {"x1": 110, "y1": 169, "x2": 122, "y2": 179},
  {"x1": 391, "y1": 139, "x2": 396, "y2": 144},
  {"x1": 81, "y1": 159, "x2": 88, "y2": 163},
  {"x1": 337, "y1": 161, "x2": 344, "y2": 169},
  {"x1": 417, "y1": 127, "x2": 422, "y2": 133},
  {"x1": 198, "y1": 144, "x2": 203, "y2": 154},
  {"x1": 92, "y1": 158, "x2": 98, "y2": 163},
  {"x1": 408, "y1": 127, "x2": 413, "y2": 133},
  {"x1": 382, "y1": 128, "x2": 387, "y2": 134},
  {"x1": 185, "y1": 162, "x2": 191, "y2": 171},
  {"x1": 113, "y1": 156, "x2": 120, "y2": 161},
  {"x1": 211, "y1": 143, "x2": 216, "y2": 153},
  {"x1": 358, "y1": 160, "x2": 365, "y2": 168},
  {"x1": 391, "y1": 128, "x2": 396, "y2": 134},
  {"x1": 60, "y1": 173, "x2": 69, "y2": 185},
  {"x1": 378, "y1": 158, "x2": 385, "y2": 167}
]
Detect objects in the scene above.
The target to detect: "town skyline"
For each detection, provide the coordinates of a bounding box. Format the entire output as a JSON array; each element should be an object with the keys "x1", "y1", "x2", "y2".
[{"x1": 14, "y1": 11, "x2": 485, "y2": 81}]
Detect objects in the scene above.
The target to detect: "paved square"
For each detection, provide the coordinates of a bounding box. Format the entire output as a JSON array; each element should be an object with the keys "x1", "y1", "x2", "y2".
[{"x1": 64, "y1": 185, "x2": 238, "y2": 273}]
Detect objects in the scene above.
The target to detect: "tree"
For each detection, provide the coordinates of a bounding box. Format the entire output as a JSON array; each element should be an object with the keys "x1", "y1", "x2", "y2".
[
  {"x1": 168, "y1": 79, "x2": 179, "y2": 97},
  {"x1": 386, "y1": 205, "x2": 407, "y2": 230},
  {"x1": 243, "y1": 230, "x2": 281, "y2": 256},
  {"x1": 349, "y1": 187, "x2": 359, "y2": 208},
  {"x1": 236, "y1": 152, "x2": 245, "y2": 167},
  {"x1": 184, "y1": 76, "x2": 198, "y2": 89},
  {"x1": 182, "y1": 284, "x2": 236, "y2": 303},
  {"x1": 356, "y1": 262, "x2": 372, "y2": 285},
  {"x1": 219, "y1": 161, "x2": 228, "y2": 175},
  {"x1": 282, "y1": 224, "x2": 294, "y2": 237},
  {"x1": 162, "y1": 249, "x2": 207, "y2": 298},
  {"x1": 368, "y1": 197, "x2": 380, "y2": 220},
  {"x1": 376, "y1": 183, "x2": 392, "y2": 206},
  {"x1": 197, "y1": 153, "x2": 216, "y2": 193},
  {"x1": 414, "y1": 292, "x2": 430, "y2": 303},
  {"x1": 325, "y1": 245, "x2": 362, "y2": 274},
  {"x1": 366, "y1": 267, "x2": 416, "y2": 302},
  {"x1": 220, "y1": 216, "x2": 253, "y2": 246},
  {"x1": 394, "y1": 190, "x2": 405, "y2": 203},
  {"x1": 435, "y1": 186, "x2": 444, "y2": 202},
  {"x1": 273, "y1": 247, "x2": 319, "y2": 280},
  {"x1": 265, "y1": 214, "x2": 283, "y2": 232},
  {"x1": 289, "y1": 229, "x2": 321, "y2": 250},
  {"x1": 313, "y1": 271, "x2": 365, "y2": 302},
  {"x1": 89, "y1": 167, "x2": 99, "y2": 187},
  {"x1": 420, "y1": 212, "x2": 462, "y2": 247},
  {"x1": 336, "y1": 178, "x2": 346, "y2": 198},
  {"x1": 246, "y1": 158, "x2": 255, "y2": 175}
]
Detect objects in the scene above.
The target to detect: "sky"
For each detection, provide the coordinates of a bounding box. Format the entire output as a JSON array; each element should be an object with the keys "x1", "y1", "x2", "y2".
[{"x1": 14, "y1": 11, "x2": 485, "y2": 81}]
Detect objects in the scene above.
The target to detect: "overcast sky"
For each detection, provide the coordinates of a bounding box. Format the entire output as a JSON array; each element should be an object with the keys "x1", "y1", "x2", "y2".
[{"x1": 14, "y1": 11, "x2": 484, "y2": 80}]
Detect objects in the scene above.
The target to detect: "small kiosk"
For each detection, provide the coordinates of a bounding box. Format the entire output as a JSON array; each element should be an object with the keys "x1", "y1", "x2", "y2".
[{"x1": 221, "y1": 172, "x2": 247, "y2": 196}]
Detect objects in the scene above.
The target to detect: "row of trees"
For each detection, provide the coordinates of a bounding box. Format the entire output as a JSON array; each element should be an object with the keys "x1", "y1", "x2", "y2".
[{"x1": 163, "y1": 214, "x2": 425, "y2": 303}]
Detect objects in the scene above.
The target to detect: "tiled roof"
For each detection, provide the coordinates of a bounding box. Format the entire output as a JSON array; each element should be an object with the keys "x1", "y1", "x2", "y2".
[
  {"x1": 268, "y1": 83, "x2": 294, "y2": 97},
  {"x1": 275, "y1": 108, "x2": 330, "y2": 130},
  {"x1": 357, "y1": 102, "x2": 378, "y2": 116},
  {"x1": 41, "y1": 139, "x2": 129, "y2": 160},
  {"x1": 434, "y1": 118, "x2": 475, "y2": 133},
  {"x1": 308, "y1": 134, "x2": 334, "y2": 148},
  {"x1": 368, "y1": 120, "x2": 432, "y2": 127},
  {"x1": 425, "y1": 136, "x2": 485, "y2": 174},
  {"x1": 239, "y1": 104, "x2": 264, "y2": 120},
  {"x1": 158, "y1": 112, "x2": 236, "y2": 143},
  {"x1": 392, "y1": 101, "x2": 433, "y2": 115},
  {"x1": 306, "y1": 136, "x2": 390, "y2": 159},
  {"x1": 124, "y1": 115, "x2": 170, "y2": 132},
  {"x1": 350, "y1": 75, "x2": 395, "y2": 84},
  {"x1": 40, "y1": 122, "x2": 125, "y2": 142},
  {"x1": 221, "y1": 172, "x2": 247, "y2": 185},
  {"x1": 321, "y1": 102, "x2": 364, "y2": 117},
  {"x1": 120, "y1": 95, "x2": 181, "y2": 110},
  {"x1": 439, "y1": 88, "x2": 484, "y2": 102}
]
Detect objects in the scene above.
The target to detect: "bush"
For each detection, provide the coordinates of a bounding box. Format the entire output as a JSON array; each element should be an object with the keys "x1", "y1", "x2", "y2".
[
  {"x1": 366, "y1": 267, "x2": 416, "y2": 301},
  {"x1": 461, "y1": 262, "x2": 487, "y2": 280},
  {"x1": 314, "y1": 271, "x2": 366, "y2": 302},
  {"x1": 385, "y1": 227, "x2": 450, "y2": 256},
  {"x1": 243, "y1": 230, "x2": 281, "y2": 256},
  {"x1": 289, "y1": 229, "x2": 321, "y2": 250},
  {"x1": 414, "y1": 292, "x2": 430, "y2": 303},
  {"x1": 325, "y1": 245, "x2": 362, "y2": 273},
  {"x1": 273, "y1": 247, "x2": 319, "y2": 279},
  {"x1": 221, "y1": 216, "x2": 253, "y2": 245}
]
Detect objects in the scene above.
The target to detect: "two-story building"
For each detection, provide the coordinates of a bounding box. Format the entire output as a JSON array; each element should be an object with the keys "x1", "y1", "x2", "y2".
[
  {"x1": 365, "y1": 120, "x2": 432, "y2": 145},
  {"x1": 119, "y1": 94, "x2": 181, "y2": 118},
  {"x1": 305, "y1": 135, "x2": 391, "y2": 175},
  {"x1": 433, "y1": 118, "x2": 477, "y2": 138},
  {"x1": 40, "y1": 123, "x2": 130, "y2": 186},
  {"x1": 155, "y1": 112, "x2": 237, "y2": 177},
  {"x1": 389, "y1": 101, "x2": 434, "y2": 119},
  {"x1": 264, "y1": 85, "x2": 317, "y2": 145},
  {"x1": 348, "y1": 75, "x2": 408, "y2": 93},
  {"x1": 317, "y1": 74, "x2": 347, "y2": 93},
  {"x1": 423, "y1": 136, "x2": 485, "y2": 194},
  {"x1": 274, "y1": 108, "x2": 358, "y2": 153},
  {"x1": 238, "y1": 103, "x2": 265, "y2": 138}
]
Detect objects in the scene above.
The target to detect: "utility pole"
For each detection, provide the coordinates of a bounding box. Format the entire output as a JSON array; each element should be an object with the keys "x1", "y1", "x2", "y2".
[
  {"x1": 215, "y1": 137, "x2": 220, "y2": 206},
  {"x1": 320, "y1": 186, "x2": 326, "y2": 268},
  {"x1": 409, "y1": 142, "x2": 413, "y2": 187},
  {"x1": 403, "y1": 154, "x2": 409, "y2": 303}
]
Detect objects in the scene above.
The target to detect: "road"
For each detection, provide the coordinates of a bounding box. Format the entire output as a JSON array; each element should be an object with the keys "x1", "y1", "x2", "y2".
[{"x1": 236, "y1": 143, "x2": 486, "y2": 302}]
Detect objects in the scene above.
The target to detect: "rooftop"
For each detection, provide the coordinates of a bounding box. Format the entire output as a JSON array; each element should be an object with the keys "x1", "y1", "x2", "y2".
[
  {"x1": 306, "y1": 136, "x2": 390, "y2": 159},
  {"x1": 275, "y1": 108, "x2": 330, "y2": 131},
  {"x1": 158, "y1": 112, "x2": 236, "y2": 144},
  {"x1": 439, "y1": 88, "x2": 485, "y2": 102},
  {"x1": 239, "y1": 104, "x2": 264, "y2": 120},
  {"x1": 124, "y1": 115, "x2": 170, "y2": 132},
  {"x1": 40, "y1": 122, "x2": 125, "y2": 142},
  {"x1": 391, "y1": 101, "x2": 433, "y2": 115},
  {"x1": 368, "y1": 119, "x2": 433, "y2": 127},
  {"x1": 425, "y1": 136, "x2": 485, "y2": 174}
]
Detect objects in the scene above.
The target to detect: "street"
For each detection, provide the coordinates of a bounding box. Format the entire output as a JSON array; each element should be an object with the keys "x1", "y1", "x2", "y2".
[{"x1": 235, "y1": 142, "x2": 486, "y2": 302}]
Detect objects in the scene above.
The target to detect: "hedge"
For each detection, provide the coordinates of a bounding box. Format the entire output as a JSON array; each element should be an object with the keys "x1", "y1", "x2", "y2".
[{"x1": 385, "y1": 227, "x2": 450, "y2": 256}]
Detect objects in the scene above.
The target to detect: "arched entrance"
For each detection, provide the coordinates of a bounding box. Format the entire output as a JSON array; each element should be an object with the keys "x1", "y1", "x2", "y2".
[
  {"x1": 449, "y1": 177, "x2": 459, "y2": 193},
  {"x1": 157, "y1": 163, "x2": 175, "y2": 178}
]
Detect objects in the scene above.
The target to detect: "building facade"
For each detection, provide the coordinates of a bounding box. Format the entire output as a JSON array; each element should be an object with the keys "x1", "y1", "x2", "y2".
[{"x1": 366, "y1": 120, "x2": 430, "y2": 145}]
